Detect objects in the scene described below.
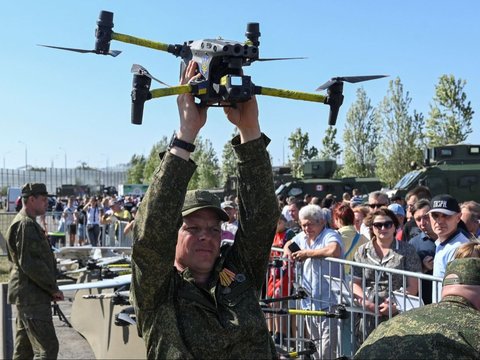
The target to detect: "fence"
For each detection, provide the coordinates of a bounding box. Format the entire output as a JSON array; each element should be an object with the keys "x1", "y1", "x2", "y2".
[
  {"x1": 0, "y1": 212, "x2": 133, "y2": 255},
  {"x1": 0, "y1": 167, "x2": 127, "y2": 195},
  {"x1": 263, "y1": 254, "x2": 442, "y2": 359}
]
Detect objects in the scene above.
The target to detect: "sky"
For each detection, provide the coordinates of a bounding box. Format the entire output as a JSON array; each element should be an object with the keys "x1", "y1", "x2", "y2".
[{"x1": 1, "y1": 1, "x2": 479, "y2": 172}]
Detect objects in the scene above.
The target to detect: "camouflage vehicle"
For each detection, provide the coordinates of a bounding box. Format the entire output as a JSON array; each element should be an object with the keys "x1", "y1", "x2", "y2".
[
  {"x1": 274, "y1": 160, "x2": 383, "y2": 201},
  {"x1": 389, "y1": 144, "x2": 480, "y2": 202}
]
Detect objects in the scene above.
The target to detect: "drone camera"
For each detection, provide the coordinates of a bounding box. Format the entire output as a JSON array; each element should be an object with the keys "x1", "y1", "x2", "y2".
[
  {"x1": 220, "y1": 75, "x2": 254, "y2": 103},
  {"x1": 95, "y1": 11, "x2": 114, "y2": 55},
  {"x1": 245, "y1": 22, "x2": 261, "y2": 47},
  {"x1": 131, "y1": 74, "x2": 153, "y2": 125}
]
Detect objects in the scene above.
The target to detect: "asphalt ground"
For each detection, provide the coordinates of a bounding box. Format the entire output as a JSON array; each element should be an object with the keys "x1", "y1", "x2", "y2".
[{"x1": 9, "y1": 289, "x2": 96, "y2": 359}]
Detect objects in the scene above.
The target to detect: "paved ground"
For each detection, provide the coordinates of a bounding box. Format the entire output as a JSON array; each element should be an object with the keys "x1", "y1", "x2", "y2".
[
  {"x1": 9, "y1": 289, "x2": 95, "y2": 359},
  {"x1": 54, "y1": 290, "x2": 96, "y2": 359}
]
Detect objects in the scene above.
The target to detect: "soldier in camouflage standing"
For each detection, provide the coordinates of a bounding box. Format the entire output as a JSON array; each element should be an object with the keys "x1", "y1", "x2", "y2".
[
  {"x1": 130, "y1": 60, "x2": 279, "y2": 359},
  {"x1": 6, "y1": 183, "x2": 64, "y2": 359},
  {"x1": 354, "y1": 257, "x2": 480, "y2": 359}
]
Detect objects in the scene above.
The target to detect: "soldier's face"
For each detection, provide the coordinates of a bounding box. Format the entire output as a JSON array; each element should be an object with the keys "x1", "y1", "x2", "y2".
[
  {"x1": 28, "y1": 194, "x2": 48, "y2": 216},
  {"x1": 176, "y1": 209, "x2": 222, "y2": 275}
]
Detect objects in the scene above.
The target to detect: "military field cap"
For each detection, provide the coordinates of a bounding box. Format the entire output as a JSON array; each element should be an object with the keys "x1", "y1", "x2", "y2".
[
  {"x1": 21, "y1": 182, "x2": 48, "y2": 197},
  {"x1": 182, "y1": 190, "x2": 229, "y2": 221},
  {"x1": 428, "y1": 194, "x2": 460, "y2": 216},
  {"x1": 443, "y1": 258, "x2": 480, "y2": 286}
]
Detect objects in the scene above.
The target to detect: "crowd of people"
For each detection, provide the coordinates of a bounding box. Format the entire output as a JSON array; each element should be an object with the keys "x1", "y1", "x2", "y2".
[
  {"x1": 40, "y1": 194, "x2": 140, "y2": 247},
  {"x1": 6, "y1": 60, "x2": 479, "y2": 359},
  {"x1": 269, "y1": 187, "x2": 480, "y2": 358}
]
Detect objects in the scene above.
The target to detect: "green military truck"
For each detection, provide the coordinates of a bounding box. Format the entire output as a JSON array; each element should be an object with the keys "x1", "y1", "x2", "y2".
[
  {"x1": 389, "y1": 144, "x2": 480, "y2": 202},
  {"x1": 275, "y1": 160, "x2": 383, "y2": 200}
]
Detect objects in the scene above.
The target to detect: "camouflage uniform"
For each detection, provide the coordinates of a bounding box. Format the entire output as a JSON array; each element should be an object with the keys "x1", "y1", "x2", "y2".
[
  {"x1": 7, "y1": 208, "x2": 60, "y2": 359},
  {"x1": 131, "y1": 134, "x2": 279, "y2": 359},
  {"x1": 354, "y1": 258, "x2": 480, "y2": 359}
]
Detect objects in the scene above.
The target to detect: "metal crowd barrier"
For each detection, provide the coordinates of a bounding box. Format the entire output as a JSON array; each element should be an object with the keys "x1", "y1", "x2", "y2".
[
  {"x1": 0, "y1": 212, "x2": 133, "y2": 251},
  {"x1": 263, "y1": 253, "x2": 442, "y2": 359}
]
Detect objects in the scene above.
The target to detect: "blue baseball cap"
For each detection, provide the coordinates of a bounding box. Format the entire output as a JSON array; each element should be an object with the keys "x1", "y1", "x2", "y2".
[{"x1": 388, "y1": 203, "x2": 405, "y2": 217}]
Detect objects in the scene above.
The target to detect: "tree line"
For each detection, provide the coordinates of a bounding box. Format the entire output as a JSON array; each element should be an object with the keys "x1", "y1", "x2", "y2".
[{"x1": 126, "y1": 75, "x2": 474, "y2": 190}]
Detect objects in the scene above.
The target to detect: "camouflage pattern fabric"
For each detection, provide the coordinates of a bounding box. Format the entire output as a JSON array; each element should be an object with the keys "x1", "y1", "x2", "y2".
[
  {"x1": 6, "y1": 209, "x2": 60, "y2": 359},
  {"x1": 14, "y1": 303, "x2": 59, "y2": 360},
  {"x1": 6, "y1": 209, "x2": 59, "y2": 305},
  {"x1": 443, "y1": 257, "x2": 480, "y2": 286},
  {"x1": 354, "y1": 295, "x2": 480, "y2": 359},
  {"x1": 131, "y1": 134, "x2": 280, "y2": 359}
]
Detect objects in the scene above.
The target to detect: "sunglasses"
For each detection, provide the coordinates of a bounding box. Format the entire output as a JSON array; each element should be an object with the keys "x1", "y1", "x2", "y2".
[
  {"x1": 368, "y1": 203, "x2": 387, "y2": 209},
  {"x1": 372, "y1": 221, "x2": 394, "y2": 230}
]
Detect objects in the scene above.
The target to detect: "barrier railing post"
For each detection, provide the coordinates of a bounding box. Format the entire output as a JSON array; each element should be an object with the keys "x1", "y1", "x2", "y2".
[{"x1": 0, "y1": 283, "x2": 13, "y2": 359}]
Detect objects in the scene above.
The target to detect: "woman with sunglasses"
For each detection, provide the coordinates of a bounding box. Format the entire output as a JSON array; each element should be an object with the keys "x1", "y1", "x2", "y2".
[{"x1": 351, "y1": 208, "x2": 422, "y2": 345}]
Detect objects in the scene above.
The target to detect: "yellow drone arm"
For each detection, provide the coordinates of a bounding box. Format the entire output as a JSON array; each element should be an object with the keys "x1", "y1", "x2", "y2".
[
  {"x1": 256, "y1": 86, "x2": 327, "y2": 103},
  {"x1": 150, "y1": 85, "x2": 194, "y2": 99},
  {"x1": 112, "y1": 32, "x2": 170, "y2": 52}
]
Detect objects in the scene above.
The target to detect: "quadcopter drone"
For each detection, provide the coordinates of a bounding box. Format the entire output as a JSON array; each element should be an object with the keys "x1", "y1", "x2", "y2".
[{"x1": 39, "y1": 10, "x2": 387, "y2": 126}]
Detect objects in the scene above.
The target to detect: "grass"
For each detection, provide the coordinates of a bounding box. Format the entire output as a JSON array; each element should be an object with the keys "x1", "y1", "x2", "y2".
[{"x1": 0, "y1": 255, "x2": 8, "y2": 283}]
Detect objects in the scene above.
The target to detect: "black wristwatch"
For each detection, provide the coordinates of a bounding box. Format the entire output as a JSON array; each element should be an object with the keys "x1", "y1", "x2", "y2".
[{"x1": 169, "y1": 133, "x2": 196, "y2": 152}]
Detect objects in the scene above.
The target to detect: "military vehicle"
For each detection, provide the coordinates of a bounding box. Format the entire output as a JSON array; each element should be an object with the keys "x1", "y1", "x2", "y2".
[
  {"x1": 275, "y1": 160, "x2": 383, "y2": 201},
  {"x1": 389, "y1": 144, "x2": 480, "y2": 202}
]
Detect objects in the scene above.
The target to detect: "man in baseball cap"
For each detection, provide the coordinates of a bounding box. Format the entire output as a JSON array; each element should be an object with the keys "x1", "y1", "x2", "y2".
[{"x1": 428, "y1": 194, "x2": 470, "y2": 302}]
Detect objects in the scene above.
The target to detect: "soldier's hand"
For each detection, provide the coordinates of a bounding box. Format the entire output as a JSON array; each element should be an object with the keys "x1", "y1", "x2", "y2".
[
  {"x1": 52, "y1": 290, "x2": 64, "y2": 301},
  {"x1": 177, "y1": 60, "x2": 207, "y2": 142},
  {"x1": 223, "y1": 96, "x2": 261, "y2": 143}
]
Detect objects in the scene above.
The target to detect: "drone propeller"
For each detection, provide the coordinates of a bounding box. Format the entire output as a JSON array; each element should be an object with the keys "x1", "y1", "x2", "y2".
[
  {"x1": 131, "y1": 64, "x2": 170, "y2": 87},
  {"x1": 37, "y1": 44, "x2": 122, "y2": 57},
  {"x1": 257, "y1": 57, "x2": 307, "y2": 62},
  {"x1": 316, "y1": 75, "x2": 388, "y2": 91}
]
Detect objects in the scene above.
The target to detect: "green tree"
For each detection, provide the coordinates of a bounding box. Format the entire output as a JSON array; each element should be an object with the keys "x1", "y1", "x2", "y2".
[
  {"x1": 190, "y1": 136, "x2": 220, "y2": 190},
  {"x1": 318, "y1": 126, "x2": 341, "y2": 160},
  {"x1": 342, "y1": 88, "x2": 378, "y2": 177},
  {"x1": 426, "y1": 74, "x2": 474, "y2": 147},
  {"x1": 221, "y1": 128, "x2": 238, "y2": 185},
  {"x1": 375, "y1": 78, "x2": 424, "y2": 187},
  {"x1": 288, "y1": 128, "x2": 318, "y2": 178},
  {"x1": 126, "y1": 154, "x2": 146, "y2": 184},
  {"x1": 143, "y1": 136, "x2": 168, "y2": 183}
]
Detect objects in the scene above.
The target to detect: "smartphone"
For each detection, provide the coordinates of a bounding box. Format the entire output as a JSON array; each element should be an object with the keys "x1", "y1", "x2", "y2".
[{"x1": 288, "y1": 242, "x2": 301, "y2": 253}]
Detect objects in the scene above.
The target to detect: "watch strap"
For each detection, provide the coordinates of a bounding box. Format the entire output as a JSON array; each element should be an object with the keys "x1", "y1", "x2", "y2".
[{"x1": 169, "y1": 134, "x2": 196, "y2": 152}]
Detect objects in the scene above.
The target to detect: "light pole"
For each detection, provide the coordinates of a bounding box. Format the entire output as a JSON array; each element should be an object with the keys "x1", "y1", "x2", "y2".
[
  {"x1": 18, "y1": 141, "x2": 28, "y2": 183},
  {"x1": 59, "y1": 147, "x2": 67, "y2": 183},
  {"x1": 3, "y1": 151, "x2": 11, "y2": 171},
  {"x1": 18, "y1": 141, "x2": 28, "y2": 170}
]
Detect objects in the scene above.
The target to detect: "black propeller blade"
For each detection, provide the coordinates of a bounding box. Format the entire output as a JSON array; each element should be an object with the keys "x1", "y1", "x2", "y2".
[
  {"x1": 257, "y1": 57, "x2": 307, "y2": 61},
  {"x1": 131, "y1": 64, "x2": 170, "y2": 87},
  {"x1": 37, "y1": 44, "x2": 121, "y2": 57},
  {"x1": 316, "y1": 75, "x2": 388, "y2": 91}
]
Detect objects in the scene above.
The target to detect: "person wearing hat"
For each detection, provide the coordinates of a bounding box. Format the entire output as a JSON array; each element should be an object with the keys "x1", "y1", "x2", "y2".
[
  {"x1": 428, "y1": 194, "x2": 470, "y2": 302},
  {"x1": 354, "y1": 257, "x2": 480, "y2": 359},
  {"x1": 130, "y1": 61, "x2": 279, "y2": 359},
  {"x1": 220, "y1": 200, "x2": 239, "y2": 237},
  {"x1": 388, "y1": 203, "x2": 406, "y2": 240},
  {"x1": 6, "y1": 182, "x2": 64, "y2": 359}
]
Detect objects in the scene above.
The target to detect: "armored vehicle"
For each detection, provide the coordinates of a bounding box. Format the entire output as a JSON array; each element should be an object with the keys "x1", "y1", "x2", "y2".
[
  {"x1": 275, "y1": 160, "x2": 383, "y2": 201},
  {"x1": 389, "y1": 144, "x2": 480, "y2": 202}
]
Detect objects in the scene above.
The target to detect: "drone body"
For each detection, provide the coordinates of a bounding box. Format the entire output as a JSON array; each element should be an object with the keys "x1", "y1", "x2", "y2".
[{"x1": 39, "y1": 10, "x2": 387, "y2": 126}]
